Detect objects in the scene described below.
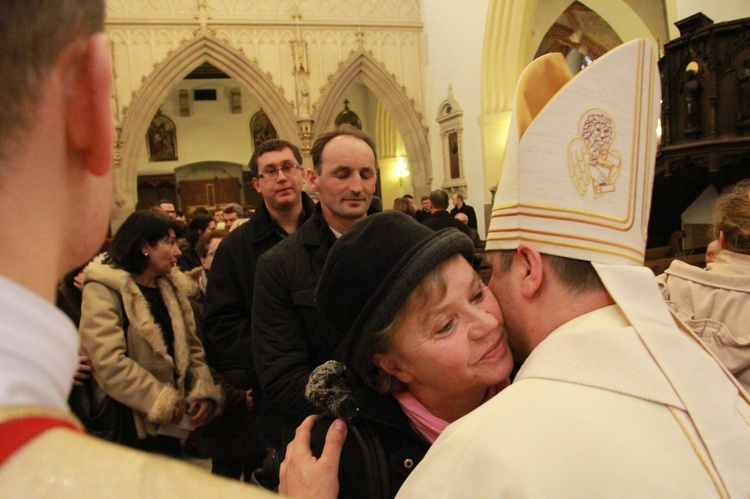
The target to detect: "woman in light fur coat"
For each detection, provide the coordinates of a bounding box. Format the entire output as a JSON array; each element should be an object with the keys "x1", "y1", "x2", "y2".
[{"x1": 79, "y1": 210, "x2": 222, "y2": 457}]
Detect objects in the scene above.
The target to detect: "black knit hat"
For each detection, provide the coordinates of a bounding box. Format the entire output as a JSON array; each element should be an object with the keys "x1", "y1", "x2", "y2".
[{"x1": 315, "y1": 211, "x2": 474, "y2": 387}]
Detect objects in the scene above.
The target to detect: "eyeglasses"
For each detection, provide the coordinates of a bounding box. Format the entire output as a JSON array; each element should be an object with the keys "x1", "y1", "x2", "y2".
[{"x1": 256, "y1": 164, "x2": 302, "y2": 179}]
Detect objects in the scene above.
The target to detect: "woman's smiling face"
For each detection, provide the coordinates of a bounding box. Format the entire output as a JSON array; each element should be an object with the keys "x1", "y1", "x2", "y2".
[{"x1": 375, "y1": 255, "x2": 513, "y2": 420}]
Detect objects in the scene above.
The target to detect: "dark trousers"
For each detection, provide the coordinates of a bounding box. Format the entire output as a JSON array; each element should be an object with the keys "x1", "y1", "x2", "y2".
[
  {"x1": 140, "y1": 435, "x2": 183, "y2": 459},
  {"x1": 212, "y1": 454, "x2": 265, "y2": 482}
]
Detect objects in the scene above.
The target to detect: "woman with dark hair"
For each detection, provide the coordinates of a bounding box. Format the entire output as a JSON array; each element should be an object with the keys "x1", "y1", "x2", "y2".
[
  {"x1": 78, "y1": 210, "x2": 222, "y2": 457},
  {"x1": 178, "y1": 214, "x2": 216, "y2": 271}
]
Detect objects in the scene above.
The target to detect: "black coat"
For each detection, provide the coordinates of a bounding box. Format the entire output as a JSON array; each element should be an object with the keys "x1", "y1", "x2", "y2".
[
  {"x1": 252, "y1": 203, "x2": 379, "y2": 438},
  {"x1": 311, "y1": 379, "x2": 430, "y2": 499},
  {"x1": 202, "y1": 193, "x2": 315, "y2": 439},
  {"x1": 415, "y1": 208, "x2": 431, "y2": 223},
  {"x1": 422, "y1": 210, "x2": 472, "y2": 236},
  {"x1": 251, "y1": 204, "x2": 339, "y2": 438},
  {"x1": 450, "y1": 203, "x2": 478, "y2": 230}
]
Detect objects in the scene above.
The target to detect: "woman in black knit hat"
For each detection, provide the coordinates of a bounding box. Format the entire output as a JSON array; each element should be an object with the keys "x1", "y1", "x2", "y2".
[{"x1": 303, "y1": 211, "x2": 513, "y2": 498}]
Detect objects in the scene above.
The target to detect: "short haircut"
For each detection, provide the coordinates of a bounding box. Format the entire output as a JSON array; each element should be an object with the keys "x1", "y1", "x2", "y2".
[
  {"x1": 453, "y1": 192, "x2": 464, "y2": 202},
  {"x1": 429, "y1": 189, "x2": 450, "y2": 210},
  {"x1": 713, "y1": 179, "x2": 750, "y2": 254},
  {"x1": 496, "y1": 250, "x2": 604, "y2": 293},
  {"x1": 370, "y1": 195, "x2": 383, "y2": 212},
  {"x1": 402, "y1": 194, "x2": 414, "y2": 200},
  {"x1": 105, "y1": 210, "x2": 177, "y2": 275},
  {"x1": 249, "y1": 139, "x2": 303, "y2": 177},
  {"x1": 0, "y1": 1, "x2": 105, "y2": 160},
  {"x1": 420, "y1": 195, "x2": 429, "y2": 202},
  {"x1": 191, "y1": 206, "x2": 210, "y2": 217},
  {"x1": 195, "y1": 229, "x2": 229, "y2": 258},
  {"x1": 310, "y1": 124, "x2": 378, "y2": 174},
  {"x1": 155, "y1": 199, "x2": 174, "y2": 208},
  {"x1": 222, "y1": 203, "x2": 243, "y2": 216}
]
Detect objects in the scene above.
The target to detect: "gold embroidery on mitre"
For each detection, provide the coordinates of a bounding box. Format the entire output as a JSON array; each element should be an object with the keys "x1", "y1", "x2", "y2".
[{"x1": 568, "y1": 109, "x2": 622, "y2": 199}]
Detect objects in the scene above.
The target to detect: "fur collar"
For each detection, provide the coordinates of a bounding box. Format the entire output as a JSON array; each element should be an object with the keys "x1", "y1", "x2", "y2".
[{"x1": 84, "y1": 260, "x2": 199, "y2": 384}]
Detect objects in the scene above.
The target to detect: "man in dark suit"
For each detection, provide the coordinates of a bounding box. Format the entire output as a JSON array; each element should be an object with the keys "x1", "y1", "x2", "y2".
[
  {"x1": 450, "y1": 192, "x2": 478, "y2": 230},
  {"x1": 422, "y1": 189, "x2": 470, "y2": 237},
  {"x1": 415, "y1": 195, "x2": 432, "y2": 223}
]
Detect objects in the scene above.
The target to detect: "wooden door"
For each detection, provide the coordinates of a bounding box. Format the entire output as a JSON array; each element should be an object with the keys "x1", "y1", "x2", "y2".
[{"x1": 179, "y1": 178, "x2": 241, "y2": 214}]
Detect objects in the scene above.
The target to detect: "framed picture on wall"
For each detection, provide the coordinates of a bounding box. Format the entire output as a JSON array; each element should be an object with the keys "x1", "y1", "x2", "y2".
[
  {"x1": 251, "y1": 110, "x2": 278, "y2": 150},
  {"x1": 147, "y1": 110, "x2": 178, "y2": 162}
]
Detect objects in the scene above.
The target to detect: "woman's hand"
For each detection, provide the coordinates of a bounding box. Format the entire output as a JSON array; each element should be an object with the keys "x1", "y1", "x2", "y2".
[
  {"x1": 171, "y1": 401, "x2": 185, "y2": 424},
  {"x1": 72, "y1": 355, "x2": 93, "y2": 387},
  {"x1": 73, "y1": 270, "x2": 86, "y2": 291},
  {"x1": 188, "y1": 399, "x2": 215, "y2": 427}
]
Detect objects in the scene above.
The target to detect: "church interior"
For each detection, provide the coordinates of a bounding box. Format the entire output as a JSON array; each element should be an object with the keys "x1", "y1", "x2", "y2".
[{"x1": 107, "y1": 0, "x2": 750, "y2": 269}]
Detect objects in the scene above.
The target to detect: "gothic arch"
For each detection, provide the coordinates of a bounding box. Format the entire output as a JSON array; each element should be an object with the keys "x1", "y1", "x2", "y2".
[
  {"x1": 312, "y1": 51, "x2": 431, "y2": 195},
  {"x1": 479, "y1": 0, "x2": 664, "y2": 193},
  {"x1": 482, "y1": 0, "x2": 661, "y2": 117},
  {"x1": 116, "y1": 35, "x2": 298, "y2": 217}
]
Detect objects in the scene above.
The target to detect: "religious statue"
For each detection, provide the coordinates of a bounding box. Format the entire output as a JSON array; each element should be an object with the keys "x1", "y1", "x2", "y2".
[
  {"x1": 684, "y1": 69, "x2": 701, "y2": 135},
  {"x1": 296, "y1": 73, "x2": 310, "y2": 118},
  {"x1": 738, "y1": 57, "x2": 750, "y2": 127}
]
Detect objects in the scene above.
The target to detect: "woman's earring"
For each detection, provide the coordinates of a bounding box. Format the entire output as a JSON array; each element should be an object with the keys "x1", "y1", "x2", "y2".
[{"x1": 143, "y1": 252, "x2": 149, "y2": 257}]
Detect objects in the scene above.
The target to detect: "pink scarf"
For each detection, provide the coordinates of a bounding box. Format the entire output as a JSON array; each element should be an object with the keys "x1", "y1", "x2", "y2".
[{"x1": 395, "y1": 379, "x2": 510, "y2": 444}]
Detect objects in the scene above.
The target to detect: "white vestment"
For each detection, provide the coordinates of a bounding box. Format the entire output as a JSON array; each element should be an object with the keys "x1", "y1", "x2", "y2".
[{"x1": 397, "y1": 305, "x2": 749, "y2": 497}]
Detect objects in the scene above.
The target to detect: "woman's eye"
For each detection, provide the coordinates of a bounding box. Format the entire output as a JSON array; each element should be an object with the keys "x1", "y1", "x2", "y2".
[
  {"x1": 472, "y1": 290, "x2": 484, "y2": 303},
  {"x1": 436, "y1": 319, "x2": 455, "y2": 335}
]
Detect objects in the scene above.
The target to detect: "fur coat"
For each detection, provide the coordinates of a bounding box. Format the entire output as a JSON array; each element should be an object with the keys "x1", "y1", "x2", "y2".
[{"x1": 79, "y1": 258, "x2": 221, "y2": 439}]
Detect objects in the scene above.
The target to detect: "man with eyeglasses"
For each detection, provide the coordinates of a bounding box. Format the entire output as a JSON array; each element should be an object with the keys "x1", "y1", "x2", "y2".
[
  {"x1": 251, "y1": 125, "x2": 379, "y2": 462},
  {"x1": 202, "y1": 138, "x2": 315, "y2": 482}
]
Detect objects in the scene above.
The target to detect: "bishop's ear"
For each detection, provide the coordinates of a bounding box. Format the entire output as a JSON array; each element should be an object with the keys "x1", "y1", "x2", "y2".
[
  {"x1": 515, "y1": 243, "x2": 544, "y2": 299},
  {"x1": 64, "y1": 33, "x2": 113, "y2": 178}
]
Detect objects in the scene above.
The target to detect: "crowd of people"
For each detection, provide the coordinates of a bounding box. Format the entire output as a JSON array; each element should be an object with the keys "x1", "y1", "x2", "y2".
[{"x1": 1, "y1": 2, "x2": 749, "y2": 498}]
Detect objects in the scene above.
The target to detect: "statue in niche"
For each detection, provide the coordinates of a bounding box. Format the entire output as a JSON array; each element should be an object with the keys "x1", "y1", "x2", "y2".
[
  {"x1": 146, "y1": 110, "x2": 177, "y2": 162},
  {"x1": 683, "y1": 69, "x2": 701, "y2": 135},
  {"x1": 449, "y1": 132, "x2": 460, "y2": 179},
  {"x1": 738, "y1": 57, "x2": 750, "y2": 127},
  {"x1": 296, "y1": 73, "x2": 310, "y2": 118}
]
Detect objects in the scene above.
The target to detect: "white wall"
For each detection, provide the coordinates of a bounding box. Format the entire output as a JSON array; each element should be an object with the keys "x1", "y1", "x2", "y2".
[
  {"x1": 682, "y1": 184, "x2": 719, "y2": 224},
  {"x1": 137, "y1": 78, "x2": 259, "y2": 175},
  {"x1": 421, "y1": 0, "x2": 490, "y2": 236}
]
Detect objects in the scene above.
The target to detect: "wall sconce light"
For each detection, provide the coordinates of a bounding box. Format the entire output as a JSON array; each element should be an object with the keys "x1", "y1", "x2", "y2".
[{"x1": 395, "y1": 157, "x2": 410, "y2": 186}]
